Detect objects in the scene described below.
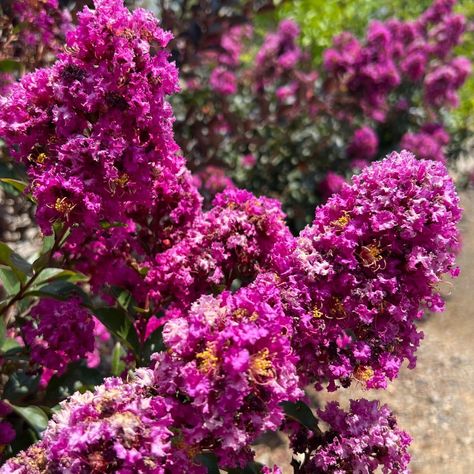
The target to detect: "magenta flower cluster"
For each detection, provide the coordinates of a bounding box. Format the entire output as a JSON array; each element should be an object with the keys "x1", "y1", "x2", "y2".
[
  {"x1": 208, "y1": 24, "x2": 252, "y2": 96},
  {"x1": 0, "y1": 0, "x2": 464, "y2": 472},
  {"x1": 255, "y1": 19, "x2": 302, "y2": 77},
  {"x1": 11, "y1": 0, "x2": 71, "y2": 53},
  {"x1": 0, "y1": 370, "x2": 186, "y2": 474},
  {"x1": 154, "y1": 273, "x2": 302, "y2": 467},
  {"x1": 0, "y1": 0, "x2": 200, "y2": 253},
  {"x1": 23, "y1": 298, "x2": 95, "y2": 374},
  {"x1": 401, "y1": 123, "x2": 450, "y2": 163},
  {"x1": 193, "y1": 165, "x2": 236, "y2": 199},
  {"x1": 146, "y1": 189, "x2": 292, "y2": 314},
  {"x1": 253, "y1": 18, "x2": 318, "y2": 117},
  {"x1": 0, "y1": 0, "x2": 203, "y2": 319},
  {"x1": 290, "y1": 151, "x2": 461, "y2": 390},
  {"x1": 209, "y1": 66, "x2": 237, "y2": 95},
  {"x1": 286, "y1": 399, "x2": 411, "y2": 473},
  {"x1": 347, "y1": 126, "x2": 379, "y2": 164}
]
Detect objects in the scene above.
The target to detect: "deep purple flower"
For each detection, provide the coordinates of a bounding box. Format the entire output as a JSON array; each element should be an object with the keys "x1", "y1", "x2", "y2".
[
  {"x1": 0, "y1": 421, "x2": 15, "y2": 445},
  {"x1": 290, "y1": 151, "x2": 461, "y2": 390},
  {"x1": 0, "y1": 371, "x2": 196, "y2": 474},
  {"x1": 23, "y1": 298, "x2": 95, "y2": 373},
  {"x1": 146, "y1": 188, "x2": 294, "y2": 313},
  {"x1": 287, "y1": 399, "x2": 411, "y2": 473},
  {"x1": 0, "y1": 0, "x2": 200, "y2": 239}
]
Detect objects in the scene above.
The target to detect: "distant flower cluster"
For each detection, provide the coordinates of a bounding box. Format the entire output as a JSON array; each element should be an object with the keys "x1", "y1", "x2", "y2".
[
  {"x1": 171, "y1": 0, "x2": 470, "y2": 230},
  {"x1": 324, "y1": 0, "x2": 470, "y2": 120}
]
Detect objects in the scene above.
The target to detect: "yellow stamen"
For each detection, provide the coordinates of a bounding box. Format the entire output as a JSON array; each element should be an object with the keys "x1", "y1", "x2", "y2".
[
  {"x1": 366, "y1": 244, "x2": 382, "y2": 260},
  {"x1": 120, "y1": 28, "x2": 135, "y2": 39},
  {"x1": 353, "y1": 365, "x2": 374, "y2": 383},
  {"x1": 330, "y1": 297, "x2": 346, "y2": 319},
  {"x1": 331, "y1": 211, "x2": 350, "y2": 228},
  {"x1": 250, "y1": 348, "x2": 273, "y2": 379},
  {"x1": 359, "y1": 242, "x2": 386, "y2": 270},
  {"x1": 249, "y1": 312, "x2": 259, "y2": 322},
  {"x1": 173, "y1": 435, "x2": 200, "y2": 458},
  {"x1": 64, "y1": 45, "x2": 79, "y2": 54},
  {"x1": 233, "y1": 308, "x2": 248, "y2": 319},
  {"x1": 36, "y1": 152, "x2": 47, "y2": 164},
  {"x1": 312, "y1": 306, "x2": 323, "y2": 319},
  {"x1": 233, "y1": 308, "x2": 258, "y2": 321},
  {"x1": 23, "y1": 446, "x2": 47, "y2": 471},
  {"x1": 140, "y1": 28, "x2": 154, "y2": 42},
  {"x1": 54, "y1": 197, "x2": 75, "y2": 214},
  {"x1": 196, "y1": 343, "x2": 219, "y2": 373},
  {"x1": 144, "y1": 458, "x2": 157, "y2": 468},
  {"x1": 112, "y1": 173, "x2": 129, "y2": 189}
]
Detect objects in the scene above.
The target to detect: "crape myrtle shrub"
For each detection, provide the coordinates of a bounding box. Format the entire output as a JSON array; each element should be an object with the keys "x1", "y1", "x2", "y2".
[
  {"x1": 164, "y1": 0, "x2": 471, "y2": 230},
  {"x1": 0, "y1": 0, "x2": 463, "y2": 472}
]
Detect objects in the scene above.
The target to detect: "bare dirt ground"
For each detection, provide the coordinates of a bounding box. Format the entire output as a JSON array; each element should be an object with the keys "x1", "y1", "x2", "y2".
[{"x1": 254, "y1": 190, "x2": 474, "y2": 474}]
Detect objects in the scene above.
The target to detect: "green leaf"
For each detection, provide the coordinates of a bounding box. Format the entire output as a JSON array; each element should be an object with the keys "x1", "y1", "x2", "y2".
[
  {"x1": 34, "y1": 222, "x2": 70, "y2": 270},
  {"x1": 0, "y1": 242, "x2": 32, "y2": 284},
  {"x1": 34, "y1": 268, "x2": 88, "y2": 286},
  {"x1": 111, "y1": 342, "x2": 126, "y2": 376},
  {"x1": 41, "y1": 233, "x2": 55, "y2": 254},
  {"x1": 44, "y1": 363, "x2": 104, "y2": 403},
  {"x1": 8, "y1": 425, "x2": 38, "y2": 457},
  {"x1": 109, "y1": 287, "x2": 134, "y2": 312},
  {"x1": 25, "y1": 280, "x2": 88, "y2": 302},
  {"x1": 1, "y1": 337, "x2": 21, "y2": 353},
  {"x1": 0, "y1": 317, "x2": 5, "y2": 347},
  {"x1": 4, "y1": 371, "x2": 40, "y2": 402},
  {"x1": 195, "y1": 453, "x2": 220, "y2": 474},
  {"x1": 280, "y1": 400, "x2": 319, "y2": 432},
  {"x1": 0, "y1": 267, "x2": 20, "y2": 295},
  {"x1": 10, "y1": 404, "x2": 49, "y2": 433},
  {"x1": 0, "y1": 59, "x2": 21, "y2": 73},
  {"x1": 93, "y1": 306, "x2": 140, "y2": 355},
  {"x1": 0, "y1": 178, "x2": 28, "y2": 194},
  {"x1": 100, "y1": 221, "x2": 126, "y2": 229},
  {"x1": 32, "y1": 251, "x2": 52, "y2": 273},
  {"x1": 33, "y1": 231, "x2": 61, "y2": 272},
  {"x1": 141, "y1": 326, "x2": 165, "y2": 364}
]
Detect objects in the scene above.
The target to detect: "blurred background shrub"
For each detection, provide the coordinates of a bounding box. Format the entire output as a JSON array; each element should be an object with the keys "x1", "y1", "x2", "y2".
[{"x1": 152, "y1": 0, "x2": 473, "y2": 230}]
